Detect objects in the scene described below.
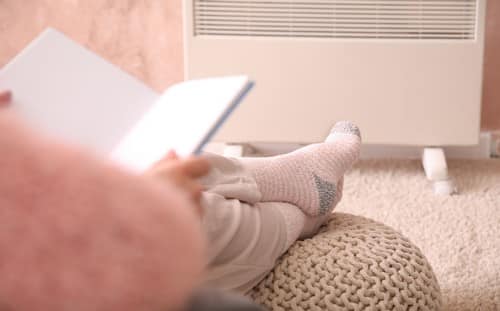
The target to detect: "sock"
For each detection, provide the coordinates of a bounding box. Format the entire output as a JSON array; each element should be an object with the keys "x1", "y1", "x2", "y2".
[
  {"x1": 243, "y1": 121, "x2": 360, "y2": 217},
  {"x1": 273, "y1": 203, "x2": 306, "y2": 249},
  {"x1": 274, "y1": 202, "x2": 334, "y2": 250}
]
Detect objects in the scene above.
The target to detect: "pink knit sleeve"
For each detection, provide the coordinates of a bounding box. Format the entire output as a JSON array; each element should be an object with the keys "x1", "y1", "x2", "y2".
[{"x1": 0, "y1": 113, "x2": 205, "y2": 311}]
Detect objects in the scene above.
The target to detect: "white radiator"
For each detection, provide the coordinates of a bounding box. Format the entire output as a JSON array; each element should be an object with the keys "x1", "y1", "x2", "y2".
[{"x1": 184, "y1": 0, "x2": 487, "y2": 146}]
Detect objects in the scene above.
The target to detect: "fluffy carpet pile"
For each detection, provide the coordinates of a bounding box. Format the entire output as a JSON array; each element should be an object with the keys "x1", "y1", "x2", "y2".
[{"x1": 336, "y1": 159, "x2": 500, "y2": 311}]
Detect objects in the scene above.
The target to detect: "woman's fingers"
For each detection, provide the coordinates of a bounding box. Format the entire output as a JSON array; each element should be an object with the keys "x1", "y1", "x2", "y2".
[
  {"x1": 145, "y1": 160, "x2": 207, "y2": 204},
  {"x1": 0, "y1": 90, "x2": 12, "y2": 107},
  {"x1": 164, "y1": 150, "x2": 179, "y2": 160},
  {"x1": 182, "y1": 156, "x2": 211, "y2": 178}
]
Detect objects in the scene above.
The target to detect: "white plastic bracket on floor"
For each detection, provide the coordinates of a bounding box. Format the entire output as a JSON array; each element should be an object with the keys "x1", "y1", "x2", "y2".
[
  {"x1": 422, "y1": 147, "x2": 458, "y2": 195},
  {"x1": 222, "y1": 143, "x2": 254, "y2": 157}
]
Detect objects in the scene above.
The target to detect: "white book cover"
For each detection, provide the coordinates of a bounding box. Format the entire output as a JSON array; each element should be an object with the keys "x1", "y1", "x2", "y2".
[{"x1": 0, "y1": 28, "x2": 253, "y2": 172}]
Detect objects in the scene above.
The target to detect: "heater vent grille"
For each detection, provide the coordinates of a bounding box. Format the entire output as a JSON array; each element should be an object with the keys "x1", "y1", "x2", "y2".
[{"x1": 194, "y1": 0, "x2": 477, "y2": 39}]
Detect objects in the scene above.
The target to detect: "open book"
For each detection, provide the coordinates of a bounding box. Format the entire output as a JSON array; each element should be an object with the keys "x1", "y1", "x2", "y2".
[{"x1": 0, "y1": 28, "x2": 253, "y2": 172}]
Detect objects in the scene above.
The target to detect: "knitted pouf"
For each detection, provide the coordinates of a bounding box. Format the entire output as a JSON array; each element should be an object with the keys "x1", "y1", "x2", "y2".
[{"x1": 249, "y1": 213, "x2": 441, "y2": 311}]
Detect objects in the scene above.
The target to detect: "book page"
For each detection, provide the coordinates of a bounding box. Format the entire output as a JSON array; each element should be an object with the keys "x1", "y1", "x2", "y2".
[
  {"x1": 111, "y1": 76, "x2": 253, "y2": 172},
  {"x1": 0, "y1": 28, "x2": 158, "y2": 155},
  {"x1": 0, "y1": 28, "x2": 253, "y2": 173}
]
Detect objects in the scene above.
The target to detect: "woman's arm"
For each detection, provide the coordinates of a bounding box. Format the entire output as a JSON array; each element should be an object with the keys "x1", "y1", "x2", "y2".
[{"x1": 0, "y1": 113, "x2": 206, "y2": 311}]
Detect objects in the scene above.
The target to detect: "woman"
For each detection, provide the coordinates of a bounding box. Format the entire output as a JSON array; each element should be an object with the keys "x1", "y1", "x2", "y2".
[{"x1": 0, "y1": 89, "x2": 360, "y2": 309}]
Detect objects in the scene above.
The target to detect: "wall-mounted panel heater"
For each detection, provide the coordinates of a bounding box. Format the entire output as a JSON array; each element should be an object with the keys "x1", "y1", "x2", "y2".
[{"x1": 184, "y1": 0, "x2": 486, "y2": 146}]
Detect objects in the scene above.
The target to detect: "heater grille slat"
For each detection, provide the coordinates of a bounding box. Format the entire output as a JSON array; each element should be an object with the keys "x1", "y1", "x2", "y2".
[{"x1": 193, "y1": 0, "x2": 477, "y2": 39}]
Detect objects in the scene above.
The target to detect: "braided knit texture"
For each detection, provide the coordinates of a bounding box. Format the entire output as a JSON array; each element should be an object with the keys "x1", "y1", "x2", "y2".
[{"x1": 249, "y1": 213, "x2": 442, "y2": 311}]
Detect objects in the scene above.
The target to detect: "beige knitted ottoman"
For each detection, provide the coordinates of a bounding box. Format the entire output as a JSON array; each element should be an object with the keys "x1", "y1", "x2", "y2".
[{"x1": 249, "y1": 213, "x2": 441, "y2": 311}]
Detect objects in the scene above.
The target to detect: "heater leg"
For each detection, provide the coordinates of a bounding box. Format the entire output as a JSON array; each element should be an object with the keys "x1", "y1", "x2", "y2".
[
  {"x1": 223, "y1": 143, "x2": 253, "y2": 157},
  {"x1": 422, "y1": 147, "x2": 457, "y2": 195}
]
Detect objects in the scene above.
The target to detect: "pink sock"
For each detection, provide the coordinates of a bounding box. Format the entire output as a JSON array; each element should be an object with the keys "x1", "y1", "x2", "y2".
[{"x1": 243, "y1": 121, "x2": 361, "y2": 217}]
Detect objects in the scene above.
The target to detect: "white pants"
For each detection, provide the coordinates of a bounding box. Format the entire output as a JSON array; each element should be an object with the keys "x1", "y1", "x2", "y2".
[{"x1": 199, "y1": 153, "x2": 318, "y2": 294}]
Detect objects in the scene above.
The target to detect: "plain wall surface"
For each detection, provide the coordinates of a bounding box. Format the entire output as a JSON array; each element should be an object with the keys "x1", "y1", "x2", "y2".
[
  {"x1": 0, "y1": 0, "x2": 498, "y2": 130},
  {"x1": 0, "y1": 1, "x2": 184, "y2": 91},
  {"x1": 482, "y1": 0, "x2": 500, "y2": 130}
]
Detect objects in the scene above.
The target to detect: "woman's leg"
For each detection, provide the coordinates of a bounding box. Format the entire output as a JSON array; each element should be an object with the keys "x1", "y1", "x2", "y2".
[
  {"x1": 201, "y1": 191, "x2": 327, "y2": 294},
  {"x1": 200, "y1": 120, "x2": 359, "y2": 212},
  {"x1": 199, "y1": 121, "x2": 360, "y2": 293}
]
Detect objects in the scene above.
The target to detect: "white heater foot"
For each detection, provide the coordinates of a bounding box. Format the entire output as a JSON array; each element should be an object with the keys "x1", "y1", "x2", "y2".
[
  {"x1": 422, "y1": 147, "x2": 458, "y2": 195},
  {"x1": 223, "y1": 143, "x2": 253, "y2": 157}
]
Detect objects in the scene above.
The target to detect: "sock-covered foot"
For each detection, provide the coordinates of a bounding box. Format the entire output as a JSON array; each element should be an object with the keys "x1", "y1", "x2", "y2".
[{"x1": 243, "y1": 121, "x2": 361, "y2": 217}]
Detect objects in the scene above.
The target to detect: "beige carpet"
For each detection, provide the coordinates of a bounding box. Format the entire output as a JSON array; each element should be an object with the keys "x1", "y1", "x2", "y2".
[{"x1": 336, "y1": 159, "x2": 500, "y2": 311}]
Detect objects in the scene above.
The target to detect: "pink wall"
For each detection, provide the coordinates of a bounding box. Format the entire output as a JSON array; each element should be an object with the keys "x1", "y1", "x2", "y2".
[
  {"x1": 482, "y1": 0, "x2": 500, "y2": 131},
  {"x1": 0, "y1": 0, "x2": 499, "y2": 130},
  {"x1": 0, "y1": 0, "x2": 184, "y2": 91}
]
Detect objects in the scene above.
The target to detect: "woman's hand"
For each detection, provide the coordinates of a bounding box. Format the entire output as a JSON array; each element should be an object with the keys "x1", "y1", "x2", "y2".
[
  {"x1": 145, "y1": 151, "x2": 211, "y2": 216},
  {"x1": 0, "y1": 90, "x2": 12, "y2": 107}
]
